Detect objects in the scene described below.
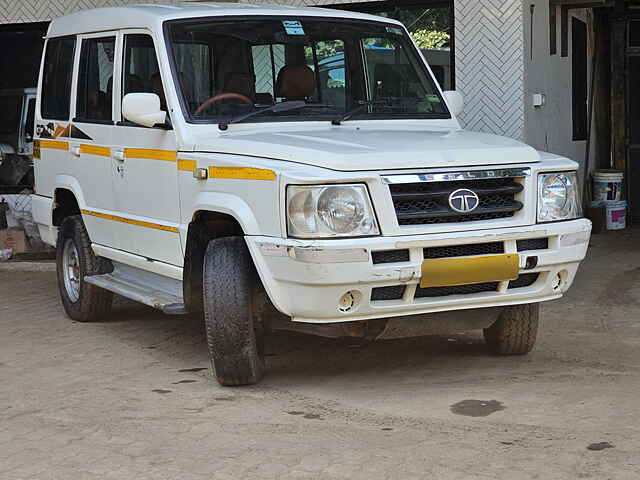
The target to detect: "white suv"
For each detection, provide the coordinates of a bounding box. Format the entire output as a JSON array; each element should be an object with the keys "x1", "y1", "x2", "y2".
[{"x1": 32, "y1": 4, "x2": 591, "y2": 385}]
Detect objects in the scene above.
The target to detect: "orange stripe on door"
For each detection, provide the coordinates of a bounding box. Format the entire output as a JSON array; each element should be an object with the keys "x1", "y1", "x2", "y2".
[
  {"x1": 39, "y1": 140, "x2": 69, "y2": 151},
  {"x1": 81, "y1": 209, "x2": 179, "y2": 233},
  {"x1": 124, "y1": 148, "x2": 177, "y2": 162},
  {"x1": 80, "y1": 144, "x2": 111, "y2": 157},
  {"x1": 177, "y1": 159, "x2": 197, "y2": 171}
]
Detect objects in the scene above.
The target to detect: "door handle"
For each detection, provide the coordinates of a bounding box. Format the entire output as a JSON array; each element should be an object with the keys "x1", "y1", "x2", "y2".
[
  {"x1": 114, "y1": 150, "x2": 125, "y2": 162},
  {"x1": 71, "y1": 145, "x2": 81, "y2": 157}
]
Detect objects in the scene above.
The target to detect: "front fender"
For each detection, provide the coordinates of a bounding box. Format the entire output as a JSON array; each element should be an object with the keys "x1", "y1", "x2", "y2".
[{"x1": 191, "y1": 191, "x2": 262, "y2": 235}]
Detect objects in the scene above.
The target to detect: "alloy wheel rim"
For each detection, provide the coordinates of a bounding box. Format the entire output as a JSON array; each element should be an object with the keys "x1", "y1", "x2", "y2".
[{"x1": 62, "y1": 239, "x2": 81, "y2": 302}]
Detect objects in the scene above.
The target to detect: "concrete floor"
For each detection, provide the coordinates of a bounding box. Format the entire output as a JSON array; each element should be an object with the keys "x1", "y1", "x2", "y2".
[{"x1": 1, "y1": 230, "x2": 639, "y2": 479}]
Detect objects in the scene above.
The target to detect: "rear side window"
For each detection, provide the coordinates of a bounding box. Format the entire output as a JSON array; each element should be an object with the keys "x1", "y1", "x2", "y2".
[
  {"x1": 41, "y1": 37, "x2": 76, "y2": 120},
  {"x1": 76, "y1": 36, "x2": 116, "y2": 122}
]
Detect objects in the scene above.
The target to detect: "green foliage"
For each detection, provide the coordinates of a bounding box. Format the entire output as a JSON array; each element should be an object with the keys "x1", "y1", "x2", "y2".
[{"x1": 410, "y1": 29, "x2": 450, "y2": 50}]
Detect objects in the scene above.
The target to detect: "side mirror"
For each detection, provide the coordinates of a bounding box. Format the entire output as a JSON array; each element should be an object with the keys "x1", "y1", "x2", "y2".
[
  {"x1": 122, "y1": 93, "x2": 167, "y2": 128},
  {"x1": 443, "y1": 90, "x2": 464, "y2": 117}
]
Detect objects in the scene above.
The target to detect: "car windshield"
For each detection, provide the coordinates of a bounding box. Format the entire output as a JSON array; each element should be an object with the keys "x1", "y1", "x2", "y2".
[{"x1": 166, "y1": 17, "x2": 450, "y2": 124}]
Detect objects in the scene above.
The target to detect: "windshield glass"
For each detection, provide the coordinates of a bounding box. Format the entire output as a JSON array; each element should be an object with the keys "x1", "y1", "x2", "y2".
[{"x1": 166, "y1": 17, "x2": 450, "y2": 123}]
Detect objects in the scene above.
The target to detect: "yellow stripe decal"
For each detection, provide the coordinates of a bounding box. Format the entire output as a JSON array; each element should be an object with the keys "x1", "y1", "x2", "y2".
[
  {"x1": 125, "y1": 148, "x2": 177, "y2": 162},
  {"x1": 177, "y1": 159, "x2": 197, "y2": 172},
  {"x1": 80, "y1": 144, "x2": 111, "y2": 157},
  {"x1": 81, "y1": 209, "x2": 179, "y2": 233},
  {"x1": 39, "y1": 140, "x2": 69, "y2": 151},
  {"x1": 209, "y1": 166, "x2": 276, "y2": 181}
]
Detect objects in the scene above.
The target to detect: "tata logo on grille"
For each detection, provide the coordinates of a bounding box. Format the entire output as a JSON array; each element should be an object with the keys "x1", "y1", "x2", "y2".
[{"x1": 448, "y1": 189, "x2": 480, "y2": 213}]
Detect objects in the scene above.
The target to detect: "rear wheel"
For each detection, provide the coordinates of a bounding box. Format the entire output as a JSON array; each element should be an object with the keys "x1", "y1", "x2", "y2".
[
  {"x1": 56, "y1": 215, "x2": 113, "y2": 322},
  {"x1": 483, "y1": 303, "x2": 539, "y2": 355},
  {"x1": 203, "y1": 236, "x2": 265, "y2": 386}
]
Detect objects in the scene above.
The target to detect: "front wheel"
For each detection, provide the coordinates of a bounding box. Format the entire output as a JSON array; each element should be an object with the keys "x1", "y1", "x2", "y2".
[
  {"x1": 483, "y1": 303, "x2": 539, "y2": 355},
  {"x1": 203, "y1": 236, "x2": 265, "y2": 386},
  {"x1": 56, "y1": 215, "x2": 113, "y2": 322}
]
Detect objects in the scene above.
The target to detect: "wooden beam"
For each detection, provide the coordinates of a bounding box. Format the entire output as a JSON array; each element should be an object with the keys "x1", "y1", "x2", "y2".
[{"x1": 611, "y1": 17, "x2": 626, "y2": 172}]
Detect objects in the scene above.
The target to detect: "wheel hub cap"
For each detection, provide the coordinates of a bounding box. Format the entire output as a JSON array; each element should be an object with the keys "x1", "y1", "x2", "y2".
[{"x1": 62, "y1": 239, "x2": 81, "y2": 302}]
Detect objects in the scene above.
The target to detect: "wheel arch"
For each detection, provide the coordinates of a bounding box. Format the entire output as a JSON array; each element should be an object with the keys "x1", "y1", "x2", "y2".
[
  {"x1": 183, "y1": 209, "x2": 246, "y2": 313},
  {"x1": 52, "y1": 176, "x2": 87, "y2": 226}
]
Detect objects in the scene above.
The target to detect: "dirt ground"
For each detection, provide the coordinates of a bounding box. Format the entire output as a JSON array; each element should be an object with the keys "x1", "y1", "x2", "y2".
[{"x1": 1, "y1": 230, "x2": 639, "y2": 479}]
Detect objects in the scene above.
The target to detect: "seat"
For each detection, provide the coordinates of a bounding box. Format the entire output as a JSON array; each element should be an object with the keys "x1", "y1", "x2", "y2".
[
  {"x1": 223, "y1": 72, "x2": 255, "y2": 101},
  {"x1": 275, "y1": 65, "x2": 315, "y2": 100}
]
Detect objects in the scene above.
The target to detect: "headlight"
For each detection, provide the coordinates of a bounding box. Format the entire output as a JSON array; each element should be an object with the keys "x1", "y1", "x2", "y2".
[
  {"x1": 537, "y1": 172, "x2": 582, "y2": 222},
  {"x1": 287, "y1": 184, "x2": 379, "y2": 238}
]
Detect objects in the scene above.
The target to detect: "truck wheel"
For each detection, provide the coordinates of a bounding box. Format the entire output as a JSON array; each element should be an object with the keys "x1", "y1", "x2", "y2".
[
  {"x1": 203, "y1": 236, "x2": 265, "y2": 386},
  {"x1": 56, "y1": 215, "x2": 113, "y2": 322},
  {"x1": 483, "y1": 303, "x2": 539, "y2": 355}
]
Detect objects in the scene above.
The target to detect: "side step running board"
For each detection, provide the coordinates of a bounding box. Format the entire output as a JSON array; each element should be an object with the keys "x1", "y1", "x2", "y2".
[{"x1": 85, "y1": 262, "x2": 187, "y2": 315}]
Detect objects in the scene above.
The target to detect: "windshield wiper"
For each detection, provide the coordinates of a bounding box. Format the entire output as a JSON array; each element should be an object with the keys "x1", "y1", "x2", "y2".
[
  {"x1": 331, "y1": 100, "x2": 382, "y2": 126},
  {"x1": 218, "y1": 101, "x2": 333, "y2": 131},
  {"x1": 331, "y1": 98, "x2": 446, "y2": 125}
]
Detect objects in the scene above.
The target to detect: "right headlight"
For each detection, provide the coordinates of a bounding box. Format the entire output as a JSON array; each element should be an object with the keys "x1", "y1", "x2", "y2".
[
  {"x1": 537, "y1": 171, "x2": 582, "y2": 222},
  {"x1": 287, "y1": 184, "x2": 380, "y2": 238}
]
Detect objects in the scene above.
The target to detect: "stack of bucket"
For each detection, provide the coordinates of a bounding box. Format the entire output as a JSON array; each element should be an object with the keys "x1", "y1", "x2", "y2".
[{"x1": 591, "y1": 170, "x2": 626, "y2": 231}]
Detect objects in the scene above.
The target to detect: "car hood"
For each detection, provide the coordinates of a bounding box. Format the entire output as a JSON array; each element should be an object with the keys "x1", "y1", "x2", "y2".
[{"x1": 192, "y1": 125, "x2": 540, "y2": 171}]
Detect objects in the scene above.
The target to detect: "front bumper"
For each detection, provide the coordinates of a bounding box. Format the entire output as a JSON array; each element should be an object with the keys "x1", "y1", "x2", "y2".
[{"x1": 247, "y1": 219, "x2": 591, "y2": 324}]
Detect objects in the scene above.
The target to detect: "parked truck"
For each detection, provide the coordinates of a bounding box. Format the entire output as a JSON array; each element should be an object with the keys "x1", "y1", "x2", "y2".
[
  {"x1": 32, "y1": 4, "x2": 591, "y2": 386},
  {"x1": 0, "y1": 88, "x2": 36, "y2": 192}
]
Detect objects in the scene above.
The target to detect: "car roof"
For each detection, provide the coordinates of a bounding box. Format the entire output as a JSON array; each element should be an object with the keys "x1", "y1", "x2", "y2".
[{"x1": 46, "y1": 2, "x2": 402, "y2": 38}]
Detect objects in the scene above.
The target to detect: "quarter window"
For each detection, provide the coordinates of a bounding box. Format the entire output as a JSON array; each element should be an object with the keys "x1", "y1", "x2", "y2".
[
  {"x1": 76, "y1": 36, "x2": 116, "y2": 122},
  {"x1": 41, "y1": 37, "x2": 76, "y2": 120}
]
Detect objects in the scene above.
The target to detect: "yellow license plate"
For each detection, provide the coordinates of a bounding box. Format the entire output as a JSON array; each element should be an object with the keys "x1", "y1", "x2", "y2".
[{"x1": 420, "y1": 254, "x2": 520, "y2": 288}]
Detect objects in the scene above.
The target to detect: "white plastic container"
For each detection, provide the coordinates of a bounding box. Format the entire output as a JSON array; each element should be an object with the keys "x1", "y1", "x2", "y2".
[
  {"x1": 606, "y1": 200, "x2": 627, "y2": 230},
  {"x1": 593, "y1": 170, "x2": 624, "y2": 202}
]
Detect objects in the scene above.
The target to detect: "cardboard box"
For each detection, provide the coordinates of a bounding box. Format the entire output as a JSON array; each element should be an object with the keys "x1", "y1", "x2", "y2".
[{"x1": 0, "y1": 228, "x2": 28, "y2": 254}]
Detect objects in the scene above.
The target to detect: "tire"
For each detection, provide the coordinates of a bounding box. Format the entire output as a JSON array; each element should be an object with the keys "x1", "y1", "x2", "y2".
[
  {"x1": 483, "y1": 303, "x2": 539, "y2": 355},
  {"x1": 203, "y1": 236, "x2": 265, "y2": 386},
  {"x1": 56, "y1": 215, "x2": 113, "y2": 322}
]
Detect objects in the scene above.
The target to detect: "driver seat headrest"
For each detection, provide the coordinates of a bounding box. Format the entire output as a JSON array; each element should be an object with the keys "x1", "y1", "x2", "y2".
[{"x1": 275, "y1": 65, "x2": 315, "y2": 99}]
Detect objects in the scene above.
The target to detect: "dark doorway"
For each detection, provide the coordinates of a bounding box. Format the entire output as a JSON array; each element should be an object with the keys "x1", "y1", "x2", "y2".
[{"x1": 0, "y1": 22, "x2": 49, "y2": 90}]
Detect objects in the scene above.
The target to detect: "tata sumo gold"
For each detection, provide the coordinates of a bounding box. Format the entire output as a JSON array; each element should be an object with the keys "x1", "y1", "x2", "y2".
[{"x1": 32, "y1": 4, "x2": 591, "y2": 385}]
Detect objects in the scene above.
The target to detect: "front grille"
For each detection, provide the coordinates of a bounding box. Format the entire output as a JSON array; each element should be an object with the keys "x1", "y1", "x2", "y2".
[
  {"x1": 372, "y1": 249, "x2": 410, "y2": 264},
  {"x1": 517, "y1": 238, "x2": 549, "y2": 251},
  {"x1": 415, "y1": 282, "x2": 499, "y2": 298},
  {"x1": 389, "y1": 177, "x2": 524, "y2": 226},
  {"x1": 371, "y1": 285, "x2": 406, "y2": 301},
  {"x1": 423, "y1": 242, "x2": 504, "y2": 259}
]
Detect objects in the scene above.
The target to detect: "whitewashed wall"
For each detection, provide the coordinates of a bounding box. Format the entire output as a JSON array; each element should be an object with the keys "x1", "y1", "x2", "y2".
[{"x1": 454, "y1": 0, "x2": 525, "y2": 140}]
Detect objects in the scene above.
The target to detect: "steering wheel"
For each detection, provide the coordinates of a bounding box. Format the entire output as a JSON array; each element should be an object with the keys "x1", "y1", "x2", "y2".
[{"x1": 195, "y1": 93, "x2": 253, "y2": 115}]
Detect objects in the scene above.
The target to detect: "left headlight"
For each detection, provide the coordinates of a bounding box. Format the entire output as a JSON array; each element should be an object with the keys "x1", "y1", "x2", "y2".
[
  {"x1": 287, "y1": 184, "x2": 380, "y2": 238},
  {"x1": 537, "y1": 172, "x2": 582, "y2": 222}
]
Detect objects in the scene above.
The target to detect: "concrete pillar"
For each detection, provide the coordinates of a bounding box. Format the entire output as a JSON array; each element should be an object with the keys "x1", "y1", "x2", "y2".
[{"x1": 454, "y1": 0, "x2": 525, "y2": 140}]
